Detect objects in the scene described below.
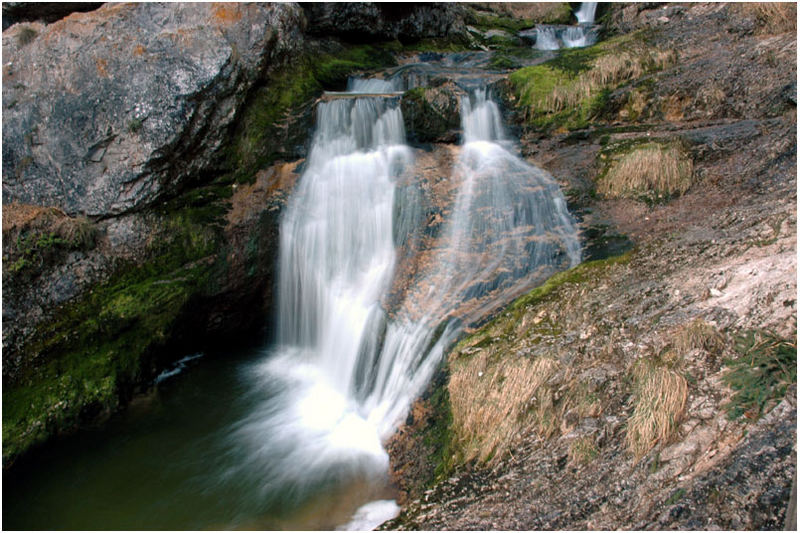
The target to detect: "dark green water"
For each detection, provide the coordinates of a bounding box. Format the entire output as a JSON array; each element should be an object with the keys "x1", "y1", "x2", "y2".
[{"x1": 3, "y1": 347, "x2": 394, "y2": 530}]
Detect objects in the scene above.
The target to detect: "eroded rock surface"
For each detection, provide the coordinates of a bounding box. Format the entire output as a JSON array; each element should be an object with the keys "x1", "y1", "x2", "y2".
[{"x1": 2, "y1": 2, "x2": 304, "y2": 216}]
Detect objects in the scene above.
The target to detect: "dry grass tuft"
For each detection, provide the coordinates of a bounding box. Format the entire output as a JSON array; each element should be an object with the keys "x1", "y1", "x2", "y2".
[
  {"x1": 626, "y1": 359, "x2": 688, "y2": 459},
  {"x1": 672, "y1": 318, "x2": 726, "y2": 357},
  {"x1": 449, "y1": 351, "x2": 561, "y2": 464},
  {"x1": 738, "y1": 3, "x2": 797, "y2": 34},
  {"x1": 598, "y1": 143, "x2": 693, "y2": 201}
]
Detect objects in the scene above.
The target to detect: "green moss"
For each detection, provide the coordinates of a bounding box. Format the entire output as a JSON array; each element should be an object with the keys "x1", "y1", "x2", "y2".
[
  {"x1": 228, "y1": 44, "x2": 398, "y2": 182},
  {"x1": 2, "y1": 194, "x2": 228, "y2": 465},
  {"x1": 423, "y1": 370, "x2": 456, "y2": 485},
  {"x1": 454, "y1": 251, "x2": 633, "y2": 354}
]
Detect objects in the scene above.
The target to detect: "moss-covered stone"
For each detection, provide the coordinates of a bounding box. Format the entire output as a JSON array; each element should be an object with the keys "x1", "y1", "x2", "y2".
[
  {"x1": 2, "y1": 191, "x2": 228, "y2": 465},
  {"x1": 401, "y1": 84, "x2": 463, "y2": 143},
  {"x1": 508, "y1": 31, "x2": 675, "y2": 133},
  {"x1": 227, "y1": 43, "x2": 399, "y2": 183}
]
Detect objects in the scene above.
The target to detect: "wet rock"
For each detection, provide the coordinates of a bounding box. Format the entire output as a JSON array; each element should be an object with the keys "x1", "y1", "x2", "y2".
[
  {"x1": 402, "y1": 83, "x2": 465, "y2": 143},
  {"x1": 2, "y1": 3, "x2": 305, "y2": 216}
]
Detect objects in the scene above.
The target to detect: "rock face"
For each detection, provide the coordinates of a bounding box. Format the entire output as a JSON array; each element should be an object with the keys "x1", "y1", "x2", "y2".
[
  {"x1": 382, "y1": 2, "x2": 796, "y2": 531},
  {"x1": 402, "y1": 82, "x2": 465, "y2": 143},
  {"x1": 2, "y1": 2, "x2": 304, "y2": 216},
  {"x1": 302, "y1": 2, "x2": 468, "y2": 43}
]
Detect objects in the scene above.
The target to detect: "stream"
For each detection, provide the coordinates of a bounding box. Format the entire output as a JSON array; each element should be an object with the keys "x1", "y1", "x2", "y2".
[{"x1": 3, "y1": 15, "x2": 596, "y2": 528}]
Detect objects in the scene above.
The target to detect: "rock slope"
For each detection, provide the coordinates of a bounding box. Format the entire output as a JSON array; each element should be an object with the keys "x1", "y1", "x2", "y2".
[{"x1": 383, "y1": 2, "x2": 796, "y2": 530}]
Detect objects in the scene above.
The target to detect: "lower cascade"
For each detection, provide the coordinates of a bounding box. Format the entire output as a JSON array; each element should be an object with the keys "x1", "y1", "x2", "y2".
[{"x1": 224, "y1": 84, "x2": 581, "y2": 525}]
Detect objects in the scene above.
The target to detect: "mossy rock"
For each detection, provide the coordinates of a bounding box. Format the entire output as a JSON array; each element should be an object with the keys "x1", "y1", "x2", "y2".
[
  {"x1": 227, "y1": 42, "x2": 399, "y2": 183},
  {"x1": 402, "y1": 84, "x2": 464, "y2": 143},
  {"x1": 508, "y1": 31, "x2": 676, "y2": 133},
  {"x1": 2, "y1": 192, "x2": 229, "y2": 466}
]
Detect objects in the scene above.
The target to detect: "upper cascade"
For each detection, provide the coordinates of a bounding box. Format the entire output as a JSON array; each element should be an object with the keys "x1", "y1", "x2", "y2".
[
  {"x1": 526, "y1": 2, "x2": 599, "y2": 50},
  {"x1": 575, "y1": 1, "x2": 598, "y2": 24}
]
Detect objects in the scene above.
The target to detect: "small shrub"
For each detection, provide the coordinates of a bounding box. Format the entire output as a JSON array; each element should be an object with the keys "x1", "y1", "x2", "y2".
[
  {"x1": 626, "y1": 358, "x2": 688, "y2": 459},
  {"x1": 128, "y1": 118, "x2": 143, "y2": 134},
  {"x1": 723, "y1": 331, "x2": 796, "y2": 420},
  {"x1": 17, "y1": 26, "x2": 38, "y2": 46},
  {"x1": 597, "y1": 143, "x2": 693, "y2": 202},
  {"x1": 673, "y1": 318, "x2": 726, "y2": 357}
]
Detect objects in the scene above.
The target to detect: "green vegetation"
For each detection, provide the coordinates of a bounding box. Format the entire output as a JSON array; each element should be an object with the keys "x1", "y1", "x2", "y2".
[
  {"x1": 17, "y1": 26, "x2": 38, "y2": 46},
  {"x1": 569, "y1": 436, "x2": 599, "y2": 464},
  {"x1": 2, "y1": 194, "x2": 227, "y2": 465},
  {"x1": 128, "y1": 118, "x2": 143, "y2": 134},
  {"x1": 508, "y1": 32, "x2": 677, "y2": 132},
  {"x1": 423, "y1": 373, "x2": 457, "y2": 484},
  {"x1": 227, "y1": 43, "x2": 398, "y2": 182},
  {"x1": 467, "y1": 3, "x2": 572, "y2": 31},
  {"x1": 4, "y1": 215, "x2": 98, "y2": 280},
  {"x1": 723, "y1": 330, "x2": 796, "y2": 421}
]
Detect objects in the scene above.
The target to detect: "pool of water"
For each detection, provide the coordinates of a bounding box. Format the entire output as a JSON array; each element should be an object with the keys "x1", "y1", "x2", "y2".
[{"x1": 3, "y1": 346, "x2": 396, "y2": 530}]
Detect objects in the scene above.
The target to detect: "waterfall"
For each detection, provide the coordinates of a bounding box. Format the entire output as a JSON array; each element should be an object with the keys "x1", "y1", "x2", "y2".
[
  {"x1": 530, "y1": 2, "x2": 599, "y2": 50},
  {"x1": 223, "y1": 84, "x2": 580, "y2": 522},
  {"x1": 535, "y1": 26, "x2": 561, "y2": 51},
  {"x1": 575, "y1": 2, "x2": 598, "y2": 25}
]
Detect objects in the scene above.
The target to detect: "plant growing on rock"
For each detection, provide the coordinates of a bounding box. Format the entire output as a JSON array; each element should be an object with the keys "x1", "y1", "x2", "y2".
[
  {"x1": 723, "y1": 330, "x2": 796, "y2": 420},
  {"x1": 596, "y1": 142, "x2": 693, "y2": 203},
  {"x1": 626, "y1": 357, "x2": 688, "y2": 459}
]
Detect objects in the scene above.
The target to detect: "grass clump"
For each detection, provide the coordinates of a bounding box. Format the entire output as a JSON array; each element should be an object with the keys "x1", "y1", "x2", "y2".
[
  {"x1": 737, "y1": 3, "x2": 797, "y2": 34},
  {"x1": 722, "y1": 331, "x2": 796, "y2": 421},
  {"x1": 596, "y1": 141, "x2": 693, "y2": 203},
  {"x1": 626, "y1": 357, "x2": 688, "y2": 459},
  {"x1": 509, "y1": 33, "x2": 678, "y2": 131},
  {"x1": 449, "y1": 351, "x2": 561, "y2": 464},
  {"x1": 569, "y1": 436, "x2": 599, "y2": 464}
]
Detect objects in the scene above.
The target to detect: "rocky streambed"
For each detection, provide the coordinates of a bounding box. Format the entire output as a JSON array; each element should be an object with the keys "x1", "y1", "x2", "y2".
[{"x1": 2, "y1": 2, "x2": 796, "y2": 531}]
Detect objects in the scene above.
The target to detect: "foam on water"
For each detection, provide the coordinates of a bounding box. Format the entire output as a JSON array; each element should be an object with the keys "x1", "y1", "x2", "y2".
[{"x1": 225, "y1": 82, "x2": 581, "y2": 524}]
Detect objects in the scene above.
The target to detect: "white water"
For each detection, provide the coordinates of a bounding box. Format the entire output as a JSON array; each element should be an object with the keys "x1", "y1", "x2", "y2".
[
  {"x1": 533, "y1": 2, "x2": 598, "y2": 50},
  {"x1": 575, "y1": 2, "x2": 598, "y2": 24},
  {"x1": 224, "y1": 83, "x2": 580, "y2": 525},
  {"x1": 535, "y1": 26, "x2": 561, "y2": 51}
]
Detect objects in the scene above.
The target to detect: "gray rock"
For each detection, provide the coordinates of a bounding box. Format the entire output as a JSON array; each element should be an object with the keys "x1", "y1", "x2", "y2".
[{"x1": 2, "y1": 2, "x2": 305, "y2": 216}]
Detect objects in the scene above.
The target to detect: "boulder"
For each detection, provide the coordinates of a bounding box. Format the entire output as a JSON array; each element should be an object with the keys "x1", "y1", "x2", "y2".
[
  {"x1": 402, "y1": 83, "x2": 465, "y2": 143},
  {"x1": 2, "y1": 2, "x2": 305, "y2": 216}
]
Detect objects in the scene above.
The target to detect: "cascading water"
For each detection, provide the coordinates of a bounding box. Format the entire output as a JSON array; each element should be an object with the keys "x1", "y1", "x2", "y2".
[
  {"x1": 529, "y1": 2, "x2": 599, "y2": 50},
  {"x1": 575, "y1": 1, "x2": 598, "y2": 24},
  {"x1": 221, "y1": 85, "x2": 580, "y2": 527},
  {"x1": 3, "y1": 75, "x2": 583, "y2": 531},
  {"x1": 535, "y1": 26, "x2": 561, "y2": 51}
]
